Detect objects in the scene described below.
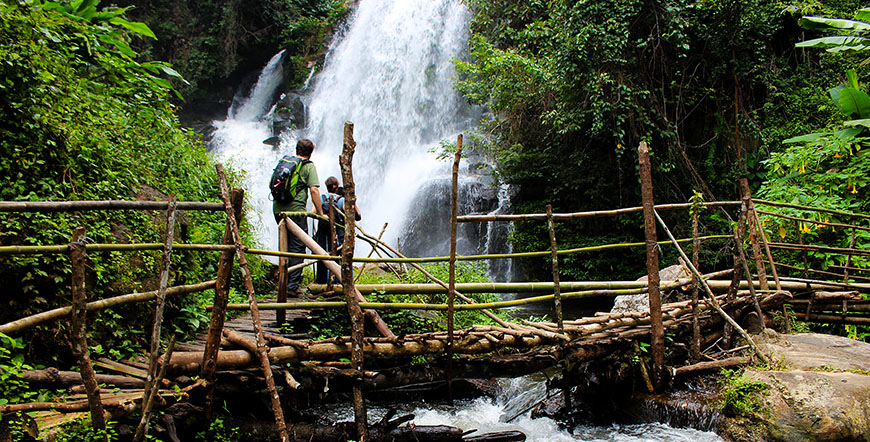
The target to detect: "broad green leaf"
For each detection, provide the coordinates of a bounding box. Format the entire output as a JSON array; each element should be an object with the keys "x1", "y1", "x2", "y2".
[
  {"x1": 834, "y1": 127, "x2": 865, "y2": 139},
  {"x1": 837, "y1": 87, "x2": 870, "y2": 118},
  {"x1": 857, "y1": 8, "x2": 870, "y2": 23},
  {"x1": 799, "y1": 16, "x2": 870, "y2": 32},
  {"x1": 75, "y1": 0, "x2": 99, "y2": 14},
  {"x1": 847, "y1": 69, "x2": 860, "y2": 89},
  {"x1": 109, "y1": 17, "x2": 156, "y2": 39},
  {"x1": 796, "y1": 36, "x2": 870, "y2": 52},
  {"x1": 97, "y1": 34, "x2": 135, "y2": 58},
  {"x1": 93, "y1": 8, "x2": 128, "y2": 21},
  {"x1": 842, "y1": 120, "x2": 870, "y2": 129},
  {"x1": 783, "y1": 132, "x2": 832, "y2": 143}
]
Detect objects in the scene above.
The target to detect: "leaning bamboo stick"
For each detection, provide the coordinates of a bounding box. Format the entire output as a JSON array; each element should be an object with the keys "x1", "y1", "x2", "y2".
[
  {"x1": 135, "y1": 198, "x2": 177, "y2": 442},
  {"x1": 652, "y1": 210, "x2": 768, "y2": 364},
  {"x1": 0, "y1": 200, "x2": 224, "y2": 212},
  {"x1": 456, "y1": 201, "x2": 741, "y2": 222},
  {"x1": 753, "y1": 199, "x2": 870, "y2": 221},
  {"x1": 0, "y1": 280, "x2": 215, "y2": 335},
  {"x1": 216, "y1": 164, "x2": 289, "y2": 442}
]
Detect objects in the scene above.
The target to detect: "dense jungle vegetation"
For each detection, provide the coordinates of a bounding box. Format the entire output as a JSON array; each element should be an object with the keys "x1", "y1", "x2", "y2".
[
  {"x1": 3, "y1": 0, "x2": 870, "y2": 426},
  {"x1": 455, "y1": 0, "x2": 870, "y2": 292}
]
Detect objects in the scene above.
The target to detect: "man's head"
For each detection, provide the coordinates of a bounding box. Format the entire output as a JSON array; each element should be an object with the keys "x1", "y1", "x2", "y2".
[
  {"x1": 296, "y1": 139, "x2": 315, "y2": 157},
  {"x1": 325, "y1": 176, "x2": 340, "y2": 194}
]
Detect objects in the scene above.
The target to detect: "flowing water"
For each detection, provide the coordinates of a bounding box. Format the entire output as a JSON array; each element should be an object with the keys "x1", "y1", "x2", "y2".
[
  {"x1": 322, "y1": 375, "x2": 723, "y2": 441},
  {"x1": 207, "y1": 1, "x2": 722, "y2": 438}
]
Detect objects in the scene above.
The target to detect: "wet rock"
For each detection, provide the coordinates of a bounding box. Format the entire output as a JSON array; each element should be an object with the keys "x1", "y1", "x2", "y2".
[
  {"x1": 273, "y1": 93, "x2": 306, "y2": 133},
  {"x1": 718, "y1": 331, "x2": 870, "y2": 441}
]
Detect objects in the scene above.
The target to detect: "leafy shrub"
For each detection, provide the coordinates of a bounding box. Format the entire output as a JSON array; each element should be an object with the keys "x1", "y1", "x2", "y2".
[{"x1": 718, "y1": 368, "x2": 769, "y2": 418}]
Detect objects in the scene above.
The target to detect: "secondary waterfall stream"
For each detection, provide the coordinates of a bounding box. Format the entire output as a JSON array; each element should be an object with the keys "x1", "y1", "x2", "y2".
[{"x1": 207, "y1": 0, "x2": 722, "y2": 439}]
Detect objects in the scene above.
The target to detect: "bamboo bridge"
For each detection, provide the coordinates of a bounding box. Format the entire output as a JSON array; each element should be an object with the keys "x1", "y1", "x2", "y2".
[{"x1": 1, "y1": 129, "x2": 869, "y2": 442}]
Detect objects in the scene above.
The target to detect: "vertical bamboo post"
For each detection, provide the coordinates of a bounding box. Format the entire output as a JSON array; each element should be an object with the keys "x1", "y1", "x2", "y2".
[
  {"x1": 724, "y1": 204, "x2": 748, "y2": 348},
  {"x1": 447, "y1": 134, "x2": 462, "y2": 403},
  {"x1": 740, "y1": 179, "x2": 768, "y2": 290},
  {"x1": 734, "y1": 212, "x2": 765, "y2": 322},
  {"x1": 216, "y1": 165, "x2": 289, "y2": 442},
  {"x1": 753, "y1": 210, "x2": 780, "y2": 332},
  {"x1": 690, "y1": 206, "x2": 701, "y2": 362},
  {"x1": 328, "y1": 196, "x2": 338, "y2": 292},
  {"x1": 202, "y1": 187, "x2": 242, "y2": 421},
  {"x1": 277, "y1": 216, "x2": 289, "y2": 326},
  {"x1": 546, "y1": 205, "x2": 564, "y2": 333},
  {"x1": 69, "y1": 226, "x2": 107, "y2": 441},
  {"x1": 340, "y1": 121, "x2": 368, "y2": 442},
  {"x1": 797, "y1": 220, "x2": 809, "y2": 279},
  {"x1": 637, "y1": 142, "x2": 665, "y2": 388},
  {"x1": 134, "y1": 198, "x2": 177, "y2": 442},
  {"x1": 844, "y1": 228, "x2": 856, "y2": 284}
]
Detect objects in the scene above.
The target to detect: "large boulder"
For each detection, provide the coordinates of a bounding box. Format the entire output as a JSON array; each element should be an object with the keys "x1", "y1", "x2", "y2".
[
  {"x1": 718, "y1": 331, "x2": 870, "y2": 441},
  {"x1": 610, "y1": 262, "x2": 693, "y2": 313}
]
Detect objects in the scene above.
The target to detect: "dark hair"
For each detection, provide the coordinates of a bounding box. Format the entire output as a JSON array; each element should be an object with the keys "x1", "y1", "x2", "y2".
[
  {"x1": 296, "y1": 139, "x2": 315, "y2": 157},
  {"x1": 325, "y1": 176, "x2": 340, "y2": 193},
  {"x1": 336, "y1": 186, "x2": 345, "y2": 197}
]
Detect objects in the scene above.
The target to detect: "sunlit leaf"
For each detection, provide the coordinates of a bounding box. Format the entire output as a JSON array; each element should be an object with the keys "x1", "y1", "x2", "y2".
[
  {"x1": 109, "y1": 17, "x2": 156, "y2": 39},
  {"x1": 799, "y1": 16, "x2": 870, "y2": 32}
]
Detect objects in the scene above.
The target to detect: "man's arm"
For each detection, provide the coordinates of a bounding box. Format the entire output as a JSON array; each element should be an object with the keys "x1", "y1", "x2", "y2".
[{"x1": 310, "y1": 186, "x2": 323, "y2": 216}]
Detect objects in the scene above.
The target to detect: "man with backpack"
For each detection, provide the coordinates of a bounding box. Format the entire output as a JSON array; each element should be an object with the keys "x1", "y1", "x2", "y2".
[{"x1": 270, "y1": 138, "x2": 323, "y2": 295}]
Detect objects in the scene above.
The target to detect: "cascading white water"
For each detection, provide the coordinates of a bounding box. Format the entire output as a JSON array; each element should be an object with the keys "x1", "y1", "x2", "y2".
[{"x1": 209, "y1": 0, "x2": 513, "y2": 277}]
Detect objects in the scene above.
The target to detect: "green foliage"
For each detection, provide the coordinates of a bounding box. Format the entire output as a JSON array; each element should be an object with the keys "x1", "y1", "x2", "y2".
[
  {"x1": 52, "y1": 420, "x2": 120, "y2": 442},
  {"x1": 0, "y1": 1, "x2": 260, "y2": 364},
  {"x1": 0, "y1": 333, "x2": 33, "y2": 406},
  {"x1": 194, "y1": 415, "x2": 241, "y2": 442},
  {"x1": 718, "y1": 368, "x2": 769, "y2": 418}
]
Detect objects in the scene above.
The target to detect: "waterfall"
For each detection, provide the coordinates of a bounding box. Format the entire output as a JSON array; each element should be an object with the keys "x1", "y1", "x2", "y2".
[{"x1": 208, "y1": 0, "x2": 512, "y2": 280}]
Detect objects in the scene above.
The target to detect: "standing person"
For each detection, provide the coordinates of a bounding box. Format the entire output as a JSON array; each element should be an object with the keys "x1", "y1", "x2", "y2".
[
  {"x1": 271, "y1": 138, "x2": 323, "y2": 294},
  {"x1": 315, "y1": 176, "x2": 362, "y2": 284}
]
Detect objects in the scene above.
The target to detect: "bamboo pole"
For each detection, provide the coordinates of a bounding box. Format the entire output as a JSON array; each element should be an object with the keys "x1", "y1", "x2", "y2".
[
  {"x1": 830, "y1": 264, "x2": 870, "y2": 274},
  {"x1": 754, "y1": 211, "x2": 781, "y2": 292},
  {"x1": 134, "y1": 197, "x2": 177, "y2": 442},
  {"x1": 691, "y1": 203, "x2": 701, "y2": 362},
  {"x1": 456, "y1": 201, "x2": 741, "y2": 222},
  {"x1": 845, "y1": 228, "x2": 857, "y2": 284},
  {"x1": 734, "y1": 211, "x2": 765, "y2": 322},
  {"x1": 767, "y1": 242, "x2": 870, "y2": 257},
  {"x1": 277, "y1": 216, "x2": 289, "y2": 325},
  {"x1": 756, "y1": 210, "x2": 870, "y2": 232},
  {"x1": 637, "y1": 142, "x2": 665, "y2": 389},
  {"x1": 134, "y1": 336, "x2": 175, "y2": 442},
  {"x1": 69, "y1": 226, "x2": 107, "y2": 440},
  {"x1": 0, "y1": 235, "x2": 729, "y2": 259},
  {"x1": 652, "y1": 210, "x2": 768, "y2": 364},
  {"x1": 447, "y1": 135, "x2": 462, "y2": 403},
  {"x1": 0, "y1": 200, "x2": 224, "y2": 212},
  {"x1": 0, "y1": 281, "x2": 214, "y2": 335},
  {"x1": 797, "y1": 220, "x2": 809, "y2": 279},
  {"x1": 216, "y1": 164, "x2": 289, "y2": 442},
  {"x1": 201, "y1": 187, "x2": 242, "y2": 422},
  {"x1": 340, "y1": 122, "x2": 368, "y2": 441},
  {"x1": 741, "y1": 179, "x2": 769, "y2": 291},
  {"x1": 753, "y1": 198, "x2": 870, "y2": 221},
  {"x1": 547, "y1": 205, "x2": 564, "y2": 334},
  {"x1": 284, "y1": 219, "x2": 394, "y2": 337}
]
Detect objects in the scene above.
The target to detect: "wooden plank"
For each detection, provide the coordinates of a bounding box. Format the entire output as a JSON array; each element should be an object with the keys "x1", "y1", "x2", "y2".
[{"x1": 94, "y1": 358, "x2": 148, "y2": 379}]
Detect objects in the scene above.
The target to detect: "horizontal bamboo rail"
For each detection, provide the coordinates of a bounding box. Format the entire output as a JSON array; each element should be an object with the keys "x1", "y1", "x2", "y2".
[
  {"x1": 767, "y1": 242, "x2": 870, "y2": 257},
  {"x1": 756, "y1": 210, "x2": 870, "y2": 233},
  {"x1": 456, "y1": 201, "x2": 741, "y2": 222},
  {"x1": 0, "y1": 281, "x2": 216, "y2": 335},
  {"x1": 215, "y1": 287, "x2": 653, "y2": 312},
  {"x1": 0, "y1": 200, "x2": 224, "y2": 212},
  {"x1": 830, "y1": 264, "x2": 870, "y2": 274},
  {"x1": 767, "y1": 260, "x2": 870, "y2": 283},
  {"x1": 0, "y1": 236, "x2": 731, "y2": 262},
  {"x1": 753, "y1": 199, "x2": 870, "y2": 221},
  {"x1": 310, "y1": 276, "x2": 870, "y2": 295},
  {"x1": 793, "y1": 312, "x2": 870, "y2": 325}
]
